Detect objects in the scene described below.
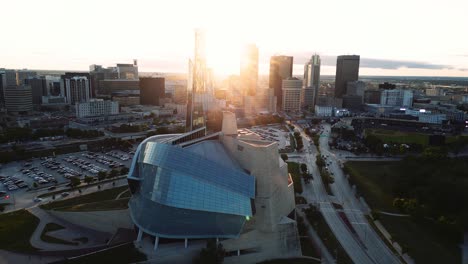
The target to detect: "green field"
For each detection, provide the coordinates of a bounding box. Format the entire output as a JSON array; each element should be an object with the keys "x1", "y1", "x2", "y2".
[
  {"x1": 62, "y1": 243, "x2": 146, "y2": 264},
  {"x1": 345, "y1": 161, "x2": 400, "y2": 212},
  {"x1": 0, "y1": 210, "x2": 39, "y2": 252},
  {"x1": 40, "y1": 186, "x2": 129, "y2": 211},
  {"x1": 344, "y1": 161, "x2": 462, "y2": 264},
  {"x1": 365, "y1": 129, "x2": 429, "y2": 145},
  {"x1": 59, "y1": 198, "x2": 129, "y2": 212}
]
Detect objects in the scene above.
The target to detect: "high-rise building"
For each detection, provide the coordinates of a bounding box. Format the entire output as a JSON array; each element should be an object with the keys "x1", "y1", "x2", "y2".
[
  {"x1": 16, "y1": 70, "x2": 37, "y2": 86},
  {"x1": 139, "y1": 77, "x2": 165, "y2": 106},
  {"x1": 0, "y1": 69, "x2": 16, "y2": 108},
  {"x1": 302, "y1": 54, "x2": 321, "y2": 108},
  {"x1": 90, "y1": 61, "x2": 138, "y2": 95},
  {"x1": 186, "y1": 29, "x2": 208, "y2": 132},
  {"x1": 240, "y1": 44, "x2": 259, "y2": 96},
  {"x1": 334, "y1": 55, "x2": 360, "y2": 98},
  {"x1": 244, "y1": 88, "x2": 277, "y2": 115},
  {"x1": 269, "y1": 55, "x2": 293, "y2": 110},
  {"x1": 173, "y1": 85, "x2": 188, "y2": 104},
  {"x1": 380, "y1": 89, "x2": 413, "y2": 107},
  {"x1": 116, "y1": 61, "x2": 139, "y2": 79},
  {"x1": 282, "y1": 77, "x2": 302, "y2": 112},
  {"x1": 0, "y1": 69, "x2": 17, "y2": 87},
  {"x1": 364, "y1": 90, "x2": 381, "y2": 104},
  {"x1": 60, "y1": 73, "x2": 92, "y2": 105},
  {"x1": 342, "y1": 80, "x2": 365, "y2": 110},
  {"x1": 5, "y1": 85, "x2": 33, "y2": 113},
  {"x1": 25, "y1": 77, "x2": 48, "y2": 105}
]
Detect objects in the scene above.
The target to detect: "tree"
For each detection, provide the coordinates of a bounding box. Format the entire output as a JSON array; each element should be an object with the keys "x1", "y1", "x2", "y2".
[
  {"x1": 300, "y1": 163, "x2": 308, "y2": 173},
  {"x1": 193, "y1": 239, "x2": 225, "y2": 264},
  {"x1": 281, "y1": 154, "x2": 288, "y2": 162},
  {"x1": 33, "y1": 182, "x2": 38, "y2": 188},
  {"x1": 120, "y1": 167, "x2": 129, "y2": 175},
  {"x1": 98, "y1": 171, "x2": 107, "y2": 181},
  {"x1": 69, "y1": 176, "x2": 81, "y2": 188},
  {"x1": 84, "y1": 176, "x2": 94, "y2": 185},
  {"x1": 108, "y1": 169, "x2": 119, "y2": 179}
]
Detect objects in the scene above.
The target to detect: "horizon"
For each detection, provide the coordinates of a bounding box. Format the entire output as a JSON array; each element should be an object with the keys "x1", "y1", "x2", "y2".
[{"x1": 1, "y1": 0, "x2": 467, "y2": 77}]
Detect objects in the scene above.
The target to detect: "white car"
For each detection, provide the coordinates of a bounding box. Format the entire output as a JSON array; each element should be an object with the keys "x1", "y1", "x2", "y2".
[{"x1": 33, "y1": 197, "x2": 43, "y2": 202}]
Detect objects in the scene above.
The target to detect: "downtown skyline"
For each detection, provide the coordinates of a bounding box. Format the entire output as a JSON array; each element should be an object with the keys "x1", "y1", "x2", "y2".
[{"x1": 1, "y1": 0, "x2": 468, "y2": 77}]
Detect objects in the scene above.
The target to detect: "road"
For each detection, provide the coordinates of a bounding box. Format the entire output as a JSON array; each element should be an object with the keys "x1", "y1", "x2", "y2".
[
  {"x1": 317, "y1": 123, "x2": 400, "y2": 264},
  {"x1": 291, "y1": 123, "x2": 401, "y2": 264}
]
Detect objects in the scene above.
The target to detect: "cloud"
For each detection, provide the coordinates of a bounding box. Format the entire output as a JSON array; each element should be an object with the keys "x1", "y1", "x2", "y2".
[{"x1": 263, "y1": 52, "x2": 458, "y2": 71}]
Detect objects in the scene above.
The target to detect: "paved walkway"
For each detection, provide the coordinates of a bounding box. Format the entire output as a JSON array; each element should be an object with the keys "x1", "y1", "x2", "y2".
[{"x1": 28, "y1": 207, "x2": 108, "y2": 251}]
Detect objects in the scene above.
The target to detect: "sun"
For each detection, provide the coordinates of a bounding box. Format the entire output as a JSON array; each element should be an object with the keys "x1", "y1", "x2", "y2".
[{"x1": 204, "y1": 29, "x2": 243, "y2": 76}]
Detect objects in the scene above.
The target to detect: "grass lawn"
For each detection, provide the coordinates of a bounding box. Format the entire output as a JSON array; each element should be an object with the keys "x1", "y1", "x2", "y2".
[
  {"x1": 41, "y1": 223, "x2": 78, "y2": 246},
  {"x1": 62, "y1": 243, "x2": 146, "y2": 264},
  {"x1": 345, "y1": 161, "x2": 400, "y2": 213},
  {"x1": 345, "y1": 161, "x2": 462, "y2": 264},
  {"x1": 380, "y1": 214, "x2": 460, "y2": 264},
  {"x1": 366, "y1": 129, "x2": 429, "y2": 146},
  {"x1": 58, "y1": 198, "x2": 129, "y2": 212},
  {"x1": 258, "y1": 258, "x2": 320, "y2": 264},
  {"x1": 0, "y1": 209, "x2": 39, "y2": 252},
  {"x1": 40, "y1": 186, "x2": 129, "y2": 210}
]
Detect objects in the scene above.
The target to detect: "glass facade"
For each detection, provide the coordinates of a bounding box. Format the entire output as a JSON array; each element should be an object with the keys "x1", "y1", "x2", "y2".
[{"x1": 128, "y1": 135, "x2": 256, "y2": 239}]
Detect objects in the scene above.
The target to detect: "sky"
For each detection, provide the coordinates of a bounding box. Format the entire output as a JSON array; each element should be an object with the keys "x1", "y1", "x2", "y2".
[{"x1": 1, "y1": 0, "x2": 467, "y2": 77}]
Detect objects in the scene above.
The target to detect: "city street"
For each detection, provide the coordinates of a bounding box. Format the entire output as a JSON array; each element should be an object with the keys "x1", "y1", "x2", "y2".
[{"x1": 293, "y1": 123, "x2": 401, "y2": 264}]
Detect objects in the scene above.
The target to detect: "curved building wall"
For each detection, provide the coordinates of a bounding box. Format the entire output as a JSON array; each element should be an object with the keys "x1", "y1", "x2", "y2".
[{"x1": 128, "y1": 135, "x2": 255, "y2": 239}]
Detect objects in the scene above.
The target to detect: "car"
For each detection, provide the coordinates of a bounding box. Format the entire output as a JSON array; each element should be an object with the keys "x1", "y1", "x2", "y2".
[
  {"x1": 48, "y1": 186, "x2": 57, "y2": 191},
  {"x1": 33, "y1": 197, "x2": 43, "y2": 202},
  {"x1": 61, "y1": 192, "x2": 70, "y2": 197}
]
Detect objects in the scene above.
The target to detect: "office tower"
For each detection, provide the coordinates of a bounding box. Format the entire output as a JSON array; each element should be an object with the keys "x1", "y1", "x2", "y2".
[
  {"x1": 116, "y1": 61, "x2": 138, "y2": 79},
  {"x1": 334, "y1": 55, "x2": 360, "y2": 98},
  {"x1": 16, "y1": 70, "x2": 37, "y2": 86},
  {"x1": 4, "y1": 85, "x2": 33, "y2": 113},
  {"x1": 240, "y1": 44, "x2": 259, "y2": 96},
  {"x1": 342, "y1": 80, "x2": 365, "y2": 110},
  {"x1": 0, "y1": 73, "x2": 5, "y2": 109},
  {"x1": 269, "y1": 55, "x2": 293, "y2": 110},
  {"x1": 282, "y1": 77, "x2": 302, "y2": 112},
  {"x1": 25, "y1": 77, "x2": 48, "y2": 105},
  {"x1": 1, "y1": 69, "x2": 17, "y2": 108},
  {"x1": 174, "y1": 85, "x2": 188, "y2": 104},
  {"x1": 380, "y1": 89, "x2": 413, "y2": 107},
  {"x1": 0, "y1": 69, "x2": 17, "y2": 87},
  {"x1": 139, "y1": 77, "x2": 165, "y2": 106},
  {"x1": 302, "y1": 54, "x2": 321, "y2": 108},
  {"x1": 364, "y1": 90, "x2": 381, "y2": 104},
  {"x1": 60, "y1": 73, "x2": 92, "y2": 105},
  {"x1": 90, "y1": 61, "x2": 138, "y2": 95},
  {"x1": 186, "y1": 29, "x2": 208, "y2": 132}
]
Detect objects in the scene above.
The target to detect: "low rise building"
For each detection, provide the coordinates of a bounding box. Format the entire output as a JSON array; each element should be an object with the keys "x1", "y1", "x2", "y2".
[
  {"x1": 127, "y1": 111, "x2": 300, "y2": 263},
  {"x1": 76, "y1": 99, "x2": 119, "y2": 118},
  {"x1": 315, "y1": 105, "x2": 334, "y2": 117}
]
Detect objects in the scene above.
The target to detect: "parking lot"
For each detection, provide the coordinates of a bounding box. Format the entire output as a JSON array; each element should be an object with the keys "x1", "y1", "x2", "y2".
[
  {"x1": 249, "y1": 125, "x2": 291, "y2": 150},
  {"x1": 0, "y1": 148, "x2": 135, "y2": 201}
]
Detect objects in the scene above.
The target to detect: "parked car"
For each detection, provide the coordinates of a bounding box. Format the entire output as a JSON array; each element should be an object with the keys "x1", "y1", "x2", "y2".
[{"x1": 61, "y1": 192, "x2": 70, "y2": 197}]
